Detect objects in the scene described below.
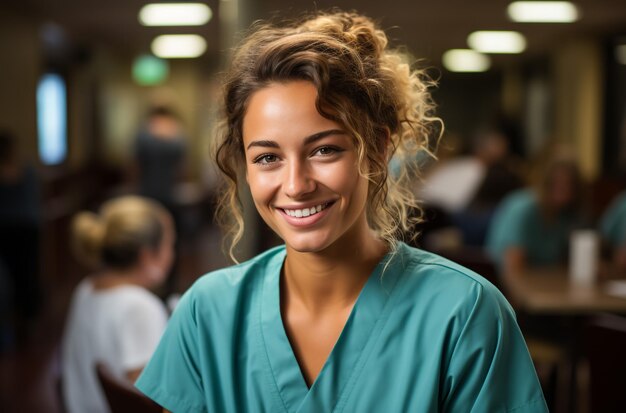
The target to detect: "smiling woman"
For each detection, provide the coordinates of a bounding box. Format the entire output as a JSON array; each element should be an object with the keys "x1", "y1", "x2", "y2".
[{"x1": 135, "y1": 11, "x2": 549, "y2": 413}]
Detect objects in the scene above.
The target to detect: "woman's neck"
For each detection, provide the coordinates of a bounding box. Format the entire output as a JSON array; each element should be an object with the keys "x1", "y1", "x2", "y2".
[
  {"x1": 90, "y1": 267, "x2": 148, "y2": 291},
  {"x1": 283, "y1": 224, "x2": 387, "y2": 315}
]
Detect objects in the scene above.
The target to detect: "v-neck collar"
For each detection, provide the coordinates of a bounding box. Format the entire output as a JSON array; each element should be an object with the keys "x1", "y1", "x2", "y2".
[{"x1": 259, "y1": 243, "x2": 407, "y2": 413}]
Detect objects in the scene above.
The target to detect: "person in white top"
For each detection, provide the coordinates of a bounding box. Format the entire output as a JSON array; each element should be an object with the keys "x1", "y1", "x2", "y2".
[{"x1": 61, "y1": 196, "x2": 175, "y2": 413}]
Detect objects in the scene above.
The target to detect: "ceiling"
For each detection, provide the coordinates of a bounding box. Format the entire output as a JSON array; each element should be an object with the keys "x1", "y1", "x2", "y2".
[{"x1": 6, "y1": 0, "x2": 626, "y2": 69}]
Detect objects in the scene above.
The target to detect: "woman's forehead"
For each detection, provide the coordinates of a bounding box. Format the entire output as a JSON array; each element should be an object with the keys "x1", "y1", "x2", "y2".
[{"x1": 242, "y1": 81, "x2": 343, "y2": 144}]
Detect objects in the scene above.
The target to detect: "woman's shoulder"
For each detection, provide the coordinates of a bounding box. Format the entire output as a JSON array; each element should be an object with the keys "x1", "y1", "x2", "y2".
[
  {"x1": 193, "y1": 245, "x2": 284, "y2": 286},
  {"x1": 179, "y1": 245, "x2": 286, "y2": 308},
  {"x1": 499, "y1": 188, "x2": 537, "y2": 211},
  {"x1": 393, "y1": 243, "x2": 512, "y2": 315}
]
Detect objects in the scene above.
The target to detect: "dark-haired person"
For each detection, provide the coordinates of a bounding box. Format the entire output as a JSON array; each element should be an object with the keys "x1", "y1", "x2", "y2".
[
  {"x1": 134, "y1": 105, "x2": 187, "y2": 295},
  {"x1": 136, "y1": 12, "x2": 547, "y2": 412},
  {"x1": 62, "y1": 196, "x2": 175, "y2": 413}
]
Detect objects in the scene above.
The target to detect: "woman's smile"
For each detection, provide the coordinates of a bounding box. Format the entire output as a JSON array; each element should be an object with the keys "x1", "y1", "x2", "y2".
[{"x1": 276, "y1": 201, "x2": 336, "y2": 228}]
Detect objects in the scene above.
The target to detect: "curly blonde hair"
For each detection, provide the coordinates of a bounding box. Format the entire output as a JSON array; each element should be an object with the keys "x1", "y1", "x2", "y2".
[{"x1": 213, "y1": 11, "x2": 441, "y2": 261}]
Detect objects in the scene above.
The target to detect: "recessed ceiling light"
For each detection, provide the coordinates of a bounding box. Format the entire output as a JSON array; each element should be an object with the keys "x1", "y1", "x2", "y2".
[
  {"x1": 442, "y1": 49, "x2": 491, "y2": 72},
  {"x1": 151, "y1": 35, "x2": 207, "y2": 58},
  {"x1": 139, "y1": 3, "x2": 212, "y2": 26},
  {"x1": 467, "y1": 31, "x2": 527, "y2": 54},
  {"x1": 508, "y1": 1, "x2": 579, "y2": 23}
]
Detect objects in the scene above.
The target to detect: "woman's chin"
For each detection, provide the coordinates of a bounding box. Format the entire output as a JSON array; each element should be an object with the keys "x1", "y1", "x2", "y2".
[{"x1": 283, "y1": 235, "x2": 333, "y2": 254}]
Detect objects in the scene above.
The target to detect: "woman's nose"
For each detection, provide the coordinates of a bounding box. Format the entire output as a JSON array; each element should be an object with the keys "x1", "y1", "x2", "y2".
[{"x1": 284, "y1": 160, "x2": 316, "y2": 199}]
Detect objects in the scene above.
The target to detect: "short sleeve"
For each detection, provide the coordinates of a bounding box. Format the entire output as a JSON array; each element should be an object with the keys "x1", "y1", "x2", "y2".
[
  {"x1": 441, "y1": 285, "x2": 548, "y2": 413},
  {"x1": 486, "y1": 192, "x2": 531, "y2": 267},
  {"x1": 135, "y1": 290, "x2": 207, "y2": 413},
  {"x1": 117, "y1": 295, "x2": 168, "y2": 371}
]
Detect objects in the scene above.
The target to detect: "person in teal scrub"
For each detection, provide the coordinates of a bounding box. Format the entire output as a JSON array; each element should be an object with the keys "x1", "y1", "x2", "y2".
[
  {"x1": 486, "y1": 158, "x2": 585, "y2": 274},
  {"x1": 136, "y1": 11, "x2": 548, "y2": 412},
  {"x1": 600, "y1": 191, "x2": 626, "y2": 274}
]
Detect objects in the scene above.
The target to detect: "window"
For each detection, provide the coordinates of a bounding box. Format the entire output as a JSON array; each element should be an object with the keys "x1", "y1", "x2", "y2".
[{"x1": 37, "y1": 73, "x2": 67, "y2": 165}]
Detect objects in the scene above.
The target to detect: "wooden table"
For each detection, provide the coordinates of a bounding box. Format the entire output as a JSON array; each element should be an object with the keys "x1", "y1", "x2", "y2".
[
  {"x1": 502, "y1": 267, "x2": 626, "y2": 412},
  {"x1": 503, "y1": 267, "x2": 626, "y2": 315}
]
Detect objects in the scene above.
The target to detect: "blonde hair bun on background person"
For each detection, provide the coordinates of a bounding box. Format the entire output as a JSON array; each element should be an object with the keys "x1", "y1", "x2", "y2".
[
  {"x1": 71, "y1": 196, "x2": 170, "y2": 270},
  {"x1": 71, "y1": 211, "x2": 106, "y2": 269}
]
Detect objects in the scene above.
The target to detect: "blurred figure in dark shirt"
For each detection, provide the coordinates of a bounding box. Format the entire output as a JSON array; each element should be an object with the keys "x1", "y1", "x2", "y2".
[
  {"x1": 134, "y1": 106, "x2": 186, "y2": 210},
  {"x1": 0, "y1": 129, "x2": 42, "y2": 343},
  {"x1": 134, "y1": 106, "x2": 186, "y2": 295}
]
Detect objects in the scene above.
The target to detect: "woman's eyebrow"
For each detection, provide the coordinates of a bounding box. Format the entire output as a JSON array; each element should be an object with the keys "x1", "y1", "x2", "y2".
[
  {"x1": 302, "y1": 129, "x2": 346, "y2": 145},
  {"x1": 246, "y1": 129, "x2": 346, "y2": 151},
  {"x1": 246, "y1": 140, "x2": 278, "y2": 150}
]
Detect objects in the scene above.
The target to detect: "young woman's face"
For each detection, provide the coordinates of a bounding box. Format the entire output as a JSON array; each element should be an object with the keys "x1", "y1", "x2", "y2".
[{"x1": 242, "y1": 81, "x2": 370, "y2": 253}]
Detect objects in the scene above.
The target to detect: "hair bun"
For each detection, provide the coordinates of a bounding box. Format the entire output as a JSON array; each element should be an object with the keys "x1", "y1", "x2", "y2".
[
  {"x1": 300, "y1": 12, "x2": 387, "y2": 61},
  {"x1": 71, "y1": 211, "x2": 105, "y2": 268}
]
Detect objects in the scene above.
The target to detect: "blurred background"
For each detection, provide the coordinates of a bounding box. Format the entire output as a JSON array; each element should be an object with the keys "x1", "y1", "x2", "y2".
[{"x1": 1, "y1": 0, "x2": 626, "y2": 412}]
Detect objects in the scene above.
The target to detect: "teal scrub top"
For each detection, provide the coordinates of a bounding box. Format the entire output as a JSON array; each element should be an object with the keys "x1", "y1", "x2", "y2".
[
  {"x1": 136, "y1": 242, "x2": 547, "y2": 412},
  {"x1": 600, "y1": 192, "x2": 626, "y2": 247},
  {"x1": 486, "y1": 189, "x2": 579, "y2": 269}
]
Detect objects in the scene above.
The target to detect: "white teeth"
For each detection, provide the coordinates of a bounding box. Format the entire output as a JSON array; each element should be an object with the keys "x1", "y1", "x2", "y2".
[{"x1": 284, "y1": 203, "x2": 328, "y2": 218}]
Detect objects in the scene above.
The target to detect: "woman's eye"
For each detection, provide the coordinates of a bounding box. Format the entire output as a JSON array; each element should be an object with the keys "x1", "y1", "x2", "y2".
[
  {"x1": 314, "y1": 146, "x2": 341, "y2": 156},
  {"x1": 253, "y1": 154, "x2": 278, "y2": 165}
]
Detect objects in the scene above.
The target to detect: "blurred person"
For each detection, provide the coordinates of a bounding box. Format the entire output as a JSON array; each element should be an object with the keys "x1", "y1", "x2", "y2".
[
  {"x1": 452, "y1": 127, "x2": 524, "y2": 246},
  {"x1": 0, "y1": 129, "x2": 42, "y2": 337},
  {"x1": 418, "y1": 145, "x2": 484, "y2": 215},
  {"x1": 134, "y1": 105, "x2": 186, "y2": 210},
  {"x1": 136, "y1": 12, "x2": 547, "y2": 412},
  {"x1": 134, "y1": 105, "x2": 186, "y2": 294},
  {"x1": 600, "y1": 190, "x2": 626, "y2": 274},
  {"x1": 486, "y1": 157, "x2": 586, "y2": 274},
  {"x1": 61, "y1": 196, "x2": 174, "y2": 413}
]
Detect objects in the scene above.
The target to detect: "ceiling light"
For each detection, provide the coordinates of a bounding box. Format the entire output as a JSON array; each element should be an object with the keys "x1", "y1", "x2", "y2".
[
  {"x1": 151, "y1": 35, "x2": 207, "y2": 58},
  {"x1": 467, "y1": 31, "x2": 526, "y2": 54},
  {"x1": 616, "y1": 45, "x2": 626, "y2": 65},
  {"x1": 139, "y1": 3, "x2": 212, "y2": 26},
  {"x1": 508, "y1": 1, "x2": 579, "y2": 23},
  {"x1": 442, "y1": 49, "x2": 491, "y2": 72}
]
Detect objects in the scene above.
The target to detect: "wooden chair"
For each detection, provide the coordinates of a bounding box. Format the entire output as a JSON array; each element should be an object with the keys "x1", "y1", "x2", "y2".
[
  {"x1": 585, "y1": 314, "x2": 626, "y2": 413},
  {"x1": 95, "y1": 363, "x2": 161, "y2": 413}
]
